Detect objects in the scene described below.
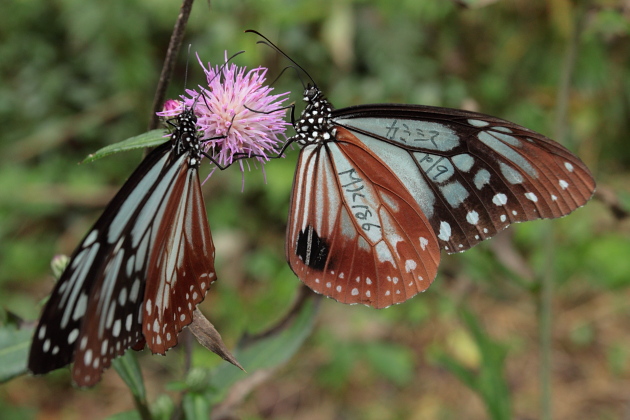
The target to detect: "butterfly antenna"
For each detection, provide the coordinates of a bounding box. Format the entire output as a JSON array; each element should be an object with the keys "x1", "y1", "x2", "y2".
[
  {"x1": 184, "y1": 44, "x2": 192, "y2": 93},
  {"x1": 245, "y1": 29, "x2": 317, "y2": 88},
  {"x1": 268, "y1": 65, "x2": 304, "y2": 89}
]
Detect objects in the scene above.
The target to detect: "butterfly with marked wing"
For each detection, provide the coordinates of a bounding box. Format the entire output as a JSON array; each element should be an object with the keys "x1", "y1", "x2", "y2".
[
  {"x1": 28, "y1": 55, "x2": 289, "y2": 387},
  {"x1": 246, "y1": 30, "x2": 596, "y2": 309}
]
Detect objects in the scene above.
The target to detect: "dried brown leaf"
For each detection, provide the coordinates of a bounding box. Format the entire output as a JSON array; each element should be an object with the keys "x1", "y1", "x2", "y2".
[{"x1": 189, "y1": 309, "x2": 244, "y2": 371}]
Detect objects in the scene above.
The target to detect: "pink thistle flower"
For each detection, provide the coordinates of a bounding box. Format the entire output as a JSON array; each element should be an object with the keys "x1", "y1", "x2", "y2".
[
  {"x1": 158, "y1": 53, "x2": 290, "y2": 180},
  {"x1": 161, "y1": 99, "x2": 184, "y2": 114}
]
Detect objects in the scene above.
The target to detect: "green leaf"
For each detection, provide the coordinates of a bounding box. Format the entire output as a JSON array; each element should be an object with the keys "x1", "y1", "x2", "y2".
[
  {"x1": 315, "y1": 340, "x2": 356, "y2": 391},
  {"x1": 112, "y1": 351, "x2": 147, "y2": 402},
  {"x1": 205, "y1": 298, "x2": 318, "y2": 405},
  {"x1": 432, "y1": 308, "x2": 512, "y2": 420},
  {"x1": 0, "y1": 324, "x2": 33, "y2": 383},
  {"x1": 182, "y1": 392, "x2": 210, "y2": 420},
  {"x1": 585, "y1": 235, "x2": 630, "y2": 289},
  {"x1": 82, "y1": 130, "x2": 167, "y2": 163},
  {"x1": 363, "y1": 342, "x2": 415, "y2": 387},
  {"x1": 432, "y1": 352, "x2": 477, "y2": 389}
]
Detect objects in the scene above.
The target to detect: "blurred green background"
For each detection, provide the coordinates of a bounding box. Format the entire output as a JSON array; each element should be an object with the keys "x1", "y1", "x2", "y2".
[{"x1": 1, "y1": 0, "x2": 628, "y2": 419}]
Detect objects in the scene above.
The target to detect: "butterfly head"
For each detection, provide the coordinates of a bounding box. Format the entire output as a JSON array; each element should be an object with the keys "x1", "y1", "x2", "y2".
[{"x1": 293, "y1": 84, "x2": 336, "y2": 146}]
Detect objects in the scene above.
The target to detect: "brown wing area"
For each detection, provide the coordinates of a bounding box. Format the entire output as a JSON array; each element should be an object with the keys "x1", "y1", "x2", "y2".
[
  {"x1": 143, "y1": 166, "x2": 216, "y2": 354},
  {"x1": 333, "y1": 107, "x2": 595, "y2": 253},
  {"x1": 287, "y1": 127, "x2": 440, "y2": 308},
  {"x1": 427, "y1": 123, "x2": 596, "y2": 253}
]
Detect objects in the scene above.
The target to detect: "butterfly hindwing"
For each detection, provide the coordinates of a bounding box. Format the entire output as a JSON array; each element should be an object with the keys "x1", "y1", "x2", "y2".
[
  {"x1": 143, "y1": 163, "x2": 215, "y2": 354},
  {"x1": 287, "y1": 127, "x2": 440, "y2": 308}
]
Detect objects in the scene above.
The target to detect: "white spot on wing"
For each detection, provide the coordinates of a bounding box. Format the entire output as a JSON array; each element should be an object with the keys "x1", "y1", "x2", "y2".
[
  {"x1": 84, "y1": 230, "x2": 98, "y2": 246},
  {"x1": 474, "y1": 169, "x2": 491, "y2": 190},
  {"x1": 525, "y1": 192, "x2": 538, "y2": 202},
  {"x1": 38, "y1": 325, "x2": 46, "y2": 340},
  {"x1": 68, "y1": 328, "x2": 79, "y2": 344},
  {"x1": 438, "y1": 221, "x2": 451, "y2": 241},
  {"x1": 113, "y1": 319, "x2": 121, "y2": 337},
  {"x1": 130, "y1": 279, "x2": 140, "y2": 302},
  {"x1": 118, "y1": 287, "x2": 127, "y2": 306},
  {"x1": 84, "y1": 349, "x2": 93, "y2": 366},
  {"x1": 492, "y1": 193, "x2": 508, "y2": 206},
  {"x1": 452, "y1": 154, "x2": 475, "y2": 172},
  {"x1": 499, "y1": 162, "x2": 524, "y2": 184},
  {"x1": 440, "y1": 181, "x2": 469, "y2": 208},
  {"x1": 468, "y1": 119, "x2": 489, "y2": 127},
  {"x1": 559, "y1": 180, "x2": 569, "y2": 190},
  {"x1": 466, "y1": 211, "x2": 479, "y2": 225}
]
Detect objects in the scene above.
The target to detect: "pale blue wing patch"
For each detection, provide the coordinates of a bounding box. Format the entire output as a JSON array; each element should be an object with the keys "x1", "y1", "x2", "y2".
[{"x1": 334, "y1": 117, "x2": 461, "y2": 151}]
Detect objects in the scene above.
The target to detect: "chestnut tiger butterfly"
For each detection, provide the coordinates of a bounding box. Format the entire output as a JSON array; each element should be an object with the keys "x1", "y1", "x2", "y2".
[
  {"x1": 28, "y1": 106, "x2": 219, "y2": 387},
  {"x1": 248, "y1": 31, "x2": 596, "y2": 309}
]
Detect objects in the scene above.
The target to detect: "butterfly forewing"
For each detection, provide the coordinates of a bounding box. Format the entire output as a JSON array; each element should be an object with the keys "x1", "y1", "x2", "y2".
[
  {"x1": 287, "y1": 127, "x2": 440, "y2": 308},
  {"x1": 332, "y1": 105, "x2": 595, "y2": 252},
  {"x1": 29, "y1": 109, "x2": 217, "y2": 386},
  {"x1": 28, "y1": 142, "x2": 174, "y2": 383}
]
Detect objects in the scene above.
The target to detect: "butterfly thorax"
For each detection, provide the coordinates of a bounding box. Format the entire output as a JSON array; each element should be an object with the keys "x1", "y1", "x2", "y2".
[
  {"x1": 293, "y1": 85, "x2": 337, "y2": 146},
  {"x1": 172, "y1": 109, "x2": 202, "y2": 168}
]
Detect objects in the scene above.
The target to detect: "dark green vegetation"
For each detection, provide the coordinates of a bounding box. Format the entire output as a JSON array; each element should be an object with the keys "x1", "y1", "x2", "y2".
[{"x1": 0, "y1": 0, "x2": 628, "y2": 419}]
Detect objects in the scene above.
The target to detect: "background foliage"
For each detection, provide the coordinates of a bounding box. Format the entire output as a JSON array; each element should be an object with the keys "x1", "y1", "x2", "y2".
[{"x1": 1, "y1": 0, "x2": 628, "y2": 419}]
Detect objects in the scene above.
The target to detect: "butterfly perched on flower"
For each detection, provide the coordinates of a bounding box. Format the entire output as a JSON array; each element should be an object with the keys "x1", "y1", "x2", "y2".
[
  {"x1": 247, "y1": 30, "x2": 596, "y2": 309},
  {"x1": 28, "y1": 56, "x2": 289, "y2": 387}
]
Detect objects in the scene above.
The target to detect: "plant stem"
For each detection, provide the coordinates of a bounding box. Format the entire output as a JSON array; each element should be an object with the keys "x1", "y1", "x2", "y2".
[
  {"x1": 148, "y1": 0, "x2": 195, "y2": 131},
  {"x1": 540, "y1": 5, "x2": 586, "y2": 419},
  {"x1": 539, "y1": 230, "x2": 553, "y2": 420}
]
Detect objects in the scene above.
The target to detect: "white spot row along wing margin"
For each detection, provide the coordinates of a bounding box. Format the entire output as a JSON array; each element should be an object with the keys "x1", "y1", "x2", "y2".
[{"x1": 334, "y1": 114, "x2": 595, "y2": 253}]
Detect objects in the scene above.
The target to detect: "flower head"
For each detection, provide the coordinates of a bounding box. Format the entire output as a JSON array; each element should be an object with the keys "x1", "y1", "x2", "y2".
[
  {"x1": 161, "y1": 99, "x2": 183, "y2": 114},
  {"x1": 158, "y1": 53, "x2": 290, "y2": 178}
]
